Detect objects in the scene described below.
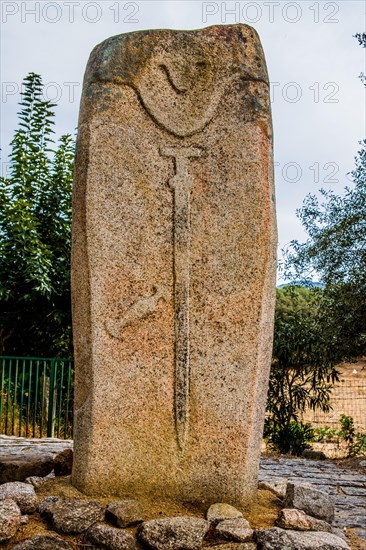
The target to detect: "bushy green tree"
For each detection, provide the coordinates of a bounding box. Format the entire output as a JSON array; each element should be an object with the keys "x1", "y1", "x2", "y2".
[
  {"x1": 265, "y1": 286, "x2": 339, "y2": 455},
  {"x1": 283, "y1": 141, "x2": 366, "y2": 358},
  {"x1": 0, "y1": 73, "x2": 74, "y2": 356},
  {"x1": 283, "y1": 35, "x2": 366, "y2": 359}
]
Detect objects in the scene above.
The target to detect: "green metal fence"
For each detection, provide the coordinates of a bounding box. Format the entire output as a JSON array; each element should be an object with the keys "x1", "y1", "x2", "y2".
[{"x1": 0, "y1": 357, "x2": 74, "y2": 439}]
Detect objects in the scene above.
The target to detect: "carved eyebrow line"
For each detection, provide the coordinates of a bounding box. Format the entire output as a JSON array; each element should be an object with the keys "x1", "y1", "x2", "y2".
[{"x1": 158, "y1": 63, "x2": 189, "y2": 94}]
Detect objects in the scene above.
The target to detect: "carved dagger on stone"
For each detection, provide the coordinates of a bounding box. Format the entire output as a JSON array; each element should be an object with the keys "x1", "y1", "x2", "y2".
[{"x1": 161, "y1": 145, "x2": 202, "y2": 451}]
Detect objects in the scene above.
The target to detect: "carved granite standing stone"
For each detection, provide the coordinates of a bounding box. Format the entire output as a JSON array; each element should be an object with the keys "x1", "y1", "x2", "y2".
[{"x1": 72, "y1": 24, "x2": 277, "y2": 506}]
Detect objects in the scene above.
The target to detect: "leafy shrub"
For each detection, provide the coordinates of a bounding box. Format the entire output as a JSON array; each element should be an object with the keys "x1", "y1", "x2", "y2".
[
  {"x1": 265, "y1": 286, "x2": 338, "y2": 456},
  {"x1": 313, "y1": 425, "x2": 339, "y2": 443},
  {"x1": 313, "y1": 415, "x2": 366, "y2": 457},
  {"x1": 339, "y1": 414, "x2": 366, "y2": 457},
  {"x1": 264, "y1": 419, "x2": 314, "y2": 455}
]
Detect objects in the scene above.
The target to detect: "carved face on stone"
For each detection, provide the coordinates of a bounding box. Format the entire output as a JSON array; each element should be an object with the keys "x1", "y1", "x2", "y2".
[
  {"x1": 73, "y1": 24, "x2": 275, "y2": 506},
  {"x1": 89, "y1": 28, "x2": 268, "y2": 137},
  {"x1": 136, "y1": 41, "x2": 222, "y2": 137}
]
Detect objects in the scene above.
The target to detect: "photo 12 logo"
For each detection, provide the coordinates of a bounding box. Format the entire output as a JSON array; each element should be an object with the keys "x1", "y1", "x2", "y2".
[
  {"x1": 2, "y1": 81, "x2": 81, "y2": 103},
  {"x1": 1, "y1": 1, "x2": 140, "y2": 24},
  {"x1": 275, "y1": 162, "x2": 339, "y2": 184},
  {"x1": 270, "y1": 82, "x2": 340, "y2": 104},
  {"x1": 202, "y1": 2, "x2": 340, "y2": 24}
]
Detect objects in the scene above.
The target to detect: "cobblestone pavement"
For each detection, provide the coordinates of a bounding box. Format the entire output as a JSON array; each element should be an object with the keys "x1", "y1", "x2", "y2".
[
  {"x1": 1, "y1": 437, "x2": 365, "y2": 543},
  {"x1": 260, "y1": 456, "x2": 366, "y2": 543}
]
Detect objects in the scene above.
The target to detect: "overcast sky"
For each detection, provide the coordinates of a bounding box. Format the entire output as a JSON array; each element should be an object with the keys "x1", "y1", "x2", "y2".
[{"x1": 1, "y1": 1, "x2": 365, "y2": 282}]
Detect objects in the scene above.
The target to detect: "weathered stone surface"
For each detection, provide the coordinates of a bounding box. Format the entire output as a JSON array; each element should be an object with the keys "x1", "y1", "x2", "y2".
[
  {"x1": 0, "y1": 481, "x2": 37, "y2": 513},
  {"x1": 0, "y1": 435, "x2": 72, "y2": 455},
  {"x1": 12, "y1": 535, "x2": 73, "y2": 549},
  {"x1": 276, "y1": 510, "x2": 350, "y2": 543},
  {"x1": 137, "y1": 516, "x2": 209, "y2": 549},
  {"x1": 85, "y1": 523, "x2": 138, "y2": 549},
  {"x1": 39, "y1": 496, "x2": 104, "y2": 533},
  {"x1": 276, "y1": 508, "x2": 333, "y2": 531},
  {"x1": 258, "y1": 480, "x2": 287, "y2": 499},
  {"x1": 207, "y1": 503, "x2": 243, "y2": 524},
  {"x1": 38, "y1": 495, "x2": 60, "y2": 513},
  {"x1": 0, "y1": 499, "x2": 21, "y2": 542},
  {"x1": 54, "y1": 449, "x2": 73, "y2": 476},
  {"x1": 331, "y1": 528, "x2": 349, "y2": 541},
  {"x1": 215, "y1": 518, "x2": 253, "y2": 542},
  {"x1": 106, "y1": 499, "x2": 144, "y2": 527},
  {"x1": 25, "y1": 471, "x2": 55, "y2": 489},
  {"x1": 284, "y1": 482, "x2": 335, "y2": 523},
  {"x1": 0, "y1": 456, "x2": 54, "y2": 483},
  {"x1": 255, "y1": 527, "x2": 350, "y2": 549},
  {"x1": 72, "y1": 24, "x2": 276, "y2": 506},
  {"x1": 25, "y1": 476, "x2": 44, "y2": 488}
]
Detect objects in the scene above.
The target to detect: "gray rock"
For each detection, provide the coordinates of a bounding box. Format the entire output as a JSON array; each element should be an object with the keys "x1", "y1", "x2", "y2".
[
  {"x1": 216, "y1": 518, "x2": 253, "y2": 542},
  {"x1": 11, "y1": 535, "x2": 73, "y2": 549},
  {"x1": 85, "y1": 523, "x2": 138, "y2": 549},
  {"x1": 258, "y1": 480, "x2": 287, "y2": 499},
  {"x1": 54, "y1": 449, "x2": 73, "y2": 476},
  {"x1": 207, "y1": 503, "x2": 243, "y2": 524},
  {"x1": 106, "y1": 499, "x2": 144, "y2": 527},
  {"x1": 38, "y1": 496, "x2": 104, "y2": 533},
  {"x1": 25, "y1": 471, "x2": 54, "y2": 489},
  {"x1": 38, "y1": 495, "x2": 60, "y2": 514},
  {"x1": 331, "y1": 527, "x2": 349, "y2": 541},
  {"x1": 138, "y1": 516, "x2": 210, "y2": 550},
  {"x1": 0, "y1": 499, "x2": 21, "y2": 542},
  {"x1": 255, "y1": 527, "x2": 350, "y2": 549},
  {"x1": 0, "y1": 481, "x2": 38, "y2": 513},
  {"x1": 25, "y1": 476, "x2": 47, "y2": 489},
  {"x1": 0, "y1": 455, "x2": 54, "y2": 483},
  {"x1": 284, "y1": 482, "x2": 335, "y2": 523}
]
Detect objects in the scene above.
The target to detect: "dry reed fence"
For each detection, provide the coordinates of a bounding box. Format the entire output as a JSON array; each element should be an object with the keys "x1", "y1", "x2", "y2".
[
  {"x1": 303, "y1": 360, "x2": 366, "y2": 433},
  {"x1": 305, "y1": 378, "x2": 366, "y2": 433}
]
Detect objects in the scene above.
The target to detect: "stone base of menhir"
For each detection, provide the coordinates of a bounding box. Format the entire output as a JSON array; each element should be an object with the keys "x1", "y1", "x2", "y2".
[{"x1": 71, "y1": 24, "x2": 277, "y2": 507}]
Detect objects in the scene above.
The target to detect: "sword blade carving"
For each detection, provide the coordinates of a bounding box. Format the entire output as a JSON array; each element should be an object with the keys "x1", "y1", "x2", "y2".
[{"x1": 161, "y1": 146, "x2": 202, "y2": 451}]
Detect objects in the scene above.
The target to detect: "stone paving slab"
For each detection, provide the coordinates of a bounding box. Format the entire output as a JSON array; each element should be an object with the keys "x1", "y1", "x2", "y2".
[
  {"x1": 0, "y1": 436, "x2": 73, "y2": 482},
  {"x1": 0, "y1": 435, "x2": 72, "y2": 458},
  {"x1": 1, "y1": 438, "x2": 365, "y2": 542}
]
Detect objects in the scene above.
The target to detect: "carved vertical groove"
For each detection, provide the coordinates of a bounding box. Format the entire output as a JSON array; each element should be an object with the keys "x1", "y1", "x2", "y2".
[{"x1": 161, "y1": 146, "x2": 201, "y2": 450}]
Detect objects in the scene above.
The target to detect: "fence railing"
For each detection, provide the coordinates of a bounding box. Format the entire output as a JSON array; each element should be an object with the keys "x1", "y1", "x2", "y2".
[{"x1": 0, "y1": 357, "x2": 74, "y2": 439}]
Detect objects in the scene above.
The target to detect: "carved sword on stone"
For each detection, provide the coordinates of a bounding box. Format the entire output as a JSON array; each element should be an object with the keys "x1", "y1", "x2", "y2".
[{"x1": 161, "y1": 145, "x2": 202, "y2": 451}]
